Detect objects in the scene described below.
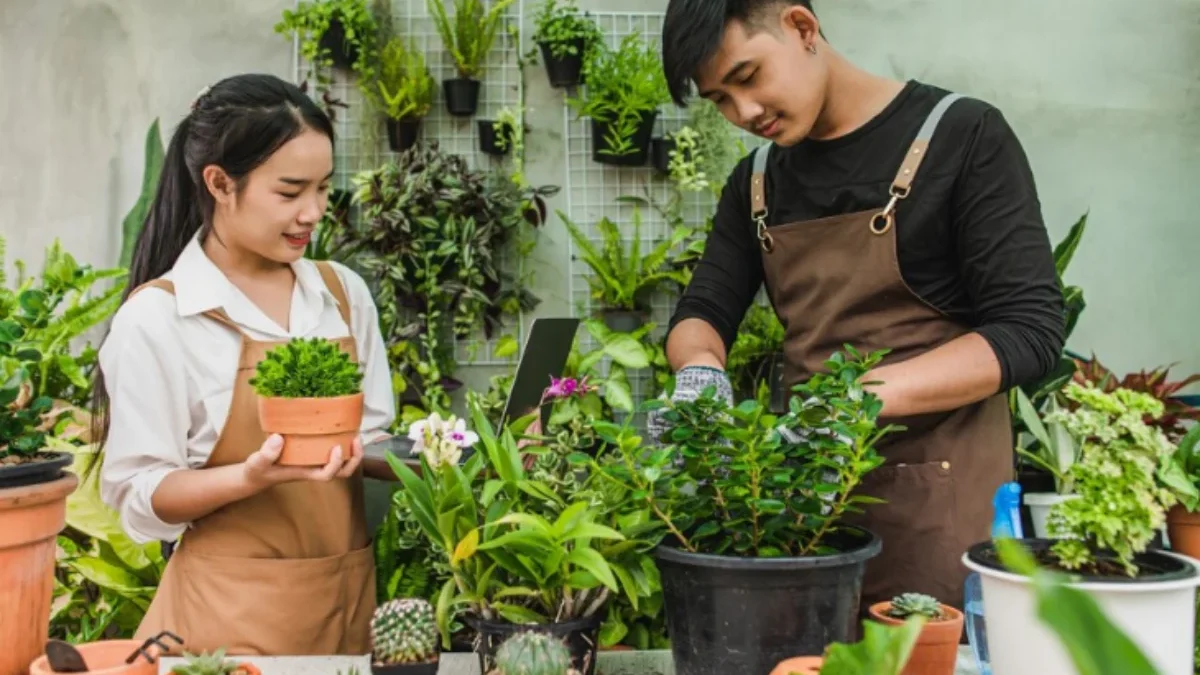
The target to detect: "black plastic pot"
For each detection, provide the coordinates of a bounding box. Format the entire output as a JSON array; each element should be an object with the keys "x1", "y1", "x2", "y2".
[
  {"x1": 443, "y1": 78, "x2": 481, "y2": 117},
  {"x1": 371, "y1": 661, "x2": 438, "y2": 675},
  {"x1": 655, "y1": 528, "x2": 881, "y2": 675},
  {"x1": 386, "y1": 118, "x2": 422, "y2": 153},
  {"x1": 650, "y1": 137, "x2": 676, "y2": 174},
  {"x1": 602, "y1": 309, "x2": 645, "y2": 333},
  {"x1": 538, "y1": 38, "x2": 587, "y2": 88},
  {"x1": 466, "y1": 614, "x2": 602, "y2": 675},
  {"x1": 319, "y1": 18, "x2": 358, "y2": 70},
  {"x1": 478, "y1": 120, "x2": 513, "y2": 156},
  {"x1": 591, "y1": 111, "x2": 658, "y2": 166},
  {"x1": 0, "y1": 451, "x2": 72, "y2": 489}
]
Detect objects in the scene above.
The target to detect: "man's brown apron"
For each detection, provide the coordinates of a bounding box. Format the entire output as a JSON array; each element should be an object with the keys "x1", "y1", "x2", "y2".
[
  {"x1": 129, "y1": 261, "x2": 376, "y2": 655},
  {"x1": 752, "y1": 93, "x2": 1012, "y2": 611}
]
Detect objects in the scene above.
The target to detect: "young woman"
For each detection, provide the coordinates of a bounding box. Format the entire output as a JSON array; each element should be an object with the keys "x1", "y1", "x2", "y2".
[{"x1": 92, "y1": 73, "x2": 396, "y2": 655}]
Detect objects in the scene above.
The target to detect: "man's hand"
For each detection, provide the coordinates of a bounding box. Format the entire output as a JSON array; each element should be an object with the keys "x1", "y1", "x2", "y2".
[{"x1": 645, "y1": 365, "x2": 734, "y2": 445}]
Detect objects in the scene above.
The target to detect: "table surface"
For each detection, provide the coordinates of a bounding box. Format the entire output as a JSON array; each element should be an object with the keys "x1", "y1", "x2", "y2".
[{"x1": 158, "y1": 647, "x2": 982, "y2": 674}]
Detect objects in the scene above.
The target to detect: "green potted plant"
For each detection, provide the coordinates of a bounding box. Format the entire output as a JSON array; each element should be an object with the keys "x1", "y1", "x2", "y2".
[
  {"x1": 1012, "y1": 385, "x2": 1081, "y2": 538},
  {"x1": 557, "y1": 207, "x2": 692, "y2": 332},
  {"x1": 584, "y1": 347, "x2": 897, "y2": 675},
  {"x1": 371, "y1": 597, "x2": 440, "y2": 674},
  {"x1": 275, "y1": 0, "x2": 378, "y2": 95},
  {"x1": 368, "y1": 36, "x2": 436, "y2": 152},
  {"x1": 867, "y1": 593, "x2": 963, "y2": 675},
  {"x1": 1155, "y1": 424, "x2": 1200, "y2": 560},
  {"x1": 250, "y1": 336, "x2": 365, "y2": 466},
  {"x1": 568, "y1": 32, "x2": 670, "y2": 166},
  {"x1": 427, "y1": 0, "x2": 516, "y2": 117},
  {"x1": 485, "y1": 632, "x2": 581, "y2": 675},
  {"x1": 529, "y1": 0, "x2": 602, "y2": 89},
  {"x1": 479, "y1": 106, "x2": 518, "y2": 157},
  {"x1": 964, "y1": 380, "x2": 1200, "y2": 675}
]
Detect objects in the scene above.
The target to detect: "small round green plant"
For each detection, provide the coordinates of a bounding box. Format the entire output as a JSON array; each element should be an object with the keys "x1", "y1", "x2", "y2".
[
  {"x1": 885, "y1": 592, "x2": 944, "y2": 620},
  {"x1": 371, "y1": 597, "x2": 439, "y2": 665},
  {"x1": 249, "y1": 337, "x2": 363, "y2": 399},
  {"x1": 531, "y1": 0, "x2": 602, "y2": 60},
  {"x1": 488, "y1": 631, "x2": 579, "y2": 675}
]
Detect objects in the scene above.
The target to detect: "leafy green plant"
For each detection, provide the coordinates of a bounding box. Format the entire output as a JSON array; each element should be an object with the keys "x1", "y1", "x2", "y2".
[
  {"x1": 274, "y1": 0, "x2": 379, "y2": 97},
  {"x1": 530, "y1": 0, "x2": 601, "y2": 60},
  {"x1": 427, "y1": 0, "x2": 516, "y2": 80},
  {"x1": 489, "y1": 631, "x2": 577, "y2": 675},
  {"x1": 1072, "y1": 355, "x2": 1199, "y2": 443},
  {"x1": 1013, "y1": 386, "x2": 1080, "y2": 495},
  {"x1": 568, "y1": 32, "x2": 670, "y2": 157},
  {"x1": 1044, "y1": 381, "x2": 1178, "y2": 576},
  {"x1": 120, "y1": 119, "x2": 165, "y2": 268},
  {"x1": 169, "y1": 649, "x2": 254, "y2": 675},
  {"x1": 248, "y1": 337, "x2": 363, "y2": 399},
  {"x1": 368, "y1": 36, "x2": 436, "y2": 121},
  {"x1": 372, "y1": 597, "x2": 439, "y2": 665},
  {"x1": 883, "y1": 593, "x2": 943, "y2": 620},
  {"x1": 817, "y1": 617, "x2": 925, "y2": 675},
  {"x1": 1158, "y1": 424, "x2": 1200, "y2": 512}
]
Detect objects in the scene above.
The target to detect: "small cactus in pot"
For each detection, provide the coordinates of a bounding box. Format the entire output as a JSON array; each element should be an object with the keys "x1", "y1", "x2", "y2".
[
  {"x1": 371, "y1": 598, "x2": 439, "y2": 674},
  {"x1": 486, "y1": 631, "x2": 581, "y2": 675}
]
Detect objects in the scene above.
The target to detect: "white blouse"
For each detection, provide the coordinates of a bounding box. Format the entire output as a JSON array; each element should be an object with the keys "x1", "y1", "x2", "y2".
[{"x1": 98, "y1": 236, "x2": 396, "y2": 545}]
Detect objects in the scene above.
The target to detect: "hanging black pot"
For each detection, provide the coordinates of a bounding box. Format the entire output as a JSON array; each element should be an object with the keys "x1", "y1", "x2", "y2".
[
  {"x1": 318, "y1": 17, "x2": 358, "y2": 70},
  {"x1": 591, "y1": 110, "x2": 658, "y2": 167},
  {"x1": 386, "y1": 117, "x2": 422, "y2": 153},
  {"x1": 478, "y1": 120, "x2": 513, "y2": 156},
  {"x1": 443, "y1": 78, "x2": 481, "y2": 117},
  {"x1": 538, "y1": 38, "x2": 587, "y2": 88},
  {"x1": 650, "y1": 137, "x2": 677, "y2": 174},
  {"x1": 602, "y1": 309, "x2": 646, "y2": 334}
]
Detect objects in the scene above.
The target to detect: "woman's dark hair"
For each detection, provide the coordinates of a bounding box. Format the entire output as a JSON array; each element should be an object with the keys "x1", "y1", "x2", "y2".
[{"x1": 86, "y1": 73, "x2": 334, "y2": 475}]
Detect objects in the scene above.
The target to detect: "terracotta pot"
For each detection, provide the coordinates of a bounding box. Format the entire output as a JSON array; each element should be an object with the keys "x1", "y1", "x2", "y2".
[
  {"x1": 869, "y1": 601, "x2": 964, "y2": 675},
  {"x1": 1168, "y1": 505, "x2": 1200, "y2": 559},
  {"x1": 1, "y1": 470, "x2": 78, "y2": 675},
  {"x1": 770, "y1": 656, "x2": 824, "y2": 674},
  {"x1": 28, "y1": 640, "x2": 159, "y2": 675},
  {"x1": 257, "y1": 392, "x2": 365, "y2": 466}
]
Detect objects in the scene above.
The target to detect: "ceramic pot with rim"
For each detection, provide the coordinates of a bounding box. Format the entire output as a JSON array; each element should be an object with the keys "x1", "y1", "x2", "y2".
[
  {"x1": 1022, "y1": 492, "x2": 1076, "y2": 538},
  {"x1": 868, "y1": 601, "x2": 963, "y2": 675},
  {"x1": 257, "y1": 391, "x2": 365, "y2": 466},
  {"x1": 27, "y1": 640, "x2": 161, "y2": 675}
]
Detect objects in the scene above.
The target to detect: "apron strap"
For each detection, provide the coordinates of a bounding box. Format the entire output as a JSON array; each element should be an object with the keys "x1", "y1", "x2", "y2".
[
  {"x1": 750, "y1": 143, "x2": 775, "y2": 252},
  {"x1": 314, "y1": 261, "x2": 353, "y2": 328},
  {"x1": 199, "y1": 307, "x2": 249, "y2": 337},
  {"x1": 126, "y1": 278, "x2": 176, "y2": 299}
]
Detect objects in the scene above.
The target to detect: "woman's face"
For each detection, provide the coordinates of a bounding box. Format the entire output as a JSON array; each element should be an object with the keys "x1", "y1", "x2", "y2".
[{"x1": 207, "y1": 126, "x2": 334, "y2": 264}]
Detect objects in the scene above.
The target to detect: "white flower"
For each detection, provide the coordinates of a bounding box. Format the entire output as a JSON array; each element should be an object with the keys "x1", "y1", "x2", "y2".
[{"x1": 408, "y1": 412, "x2": 476, "y2": 469}]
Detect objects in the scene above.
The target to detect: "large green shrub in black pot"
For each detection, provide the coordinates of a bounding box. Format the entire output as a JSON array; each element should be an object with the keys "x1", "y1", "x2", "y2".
[
  {"x1": 530, "y1": 0, "x2": 601, "y2": 89},
  {"x1": 585, "y1": 347, "x2": 898, "y2": 675}
]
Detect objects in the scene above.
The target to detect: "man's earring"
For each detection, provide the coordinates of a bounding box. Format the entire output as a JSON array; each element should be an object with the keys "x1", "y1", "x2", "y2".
[{"x1": 807, "y1": 43, "x2": 818, "y2": 55}]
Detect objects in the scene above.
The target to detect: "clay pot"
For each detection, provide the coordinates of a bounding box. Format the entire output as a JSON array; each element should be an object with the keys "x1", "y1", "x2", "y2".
[
  {"x1": 869, "y1": 601, "x2": 964, "y2": 675},
  {"x1": 28, "y1": 640, "x2": 159, "y2": 675},
  {"x1": 770, "y1": 656, "x2": 824, "y2": 675},
  {"x1": 1168, "y1": 505, "x2": 1200, "y2": 560},
  {"x1": 257, "y1": 392, "x2": 365, "y2": 466},
  {"x1": 1, "y1": 469, "x2": 78, "y2": 675}
]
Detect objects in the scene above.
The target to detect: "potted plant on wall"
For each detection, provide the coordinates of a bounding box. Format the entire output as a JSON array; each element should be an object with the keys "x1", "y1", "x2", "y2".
[
  {"x1": 568, "y1": 32, "x2": 670, "y2": 166},
  {"x1": 964, "y1": 379, "x2": 1200, "y2": 675},
  {"x1": 530, "y1": 0, "x2": 601, "y2": 89},
  {"x1": 369, "y1": 36, "x2": 436, "y2": 152},
  {"x1": 585, "y1": 347, "x2": 897, "y2": 675},
  {"x1": 428, "y1": 0, "x2": 516, "y2": 117},
  {"x1": 371, "y1": 598, "x2": 440, "y2": 674},
  {"x1": 478, "y1": 106, "x2": 518, "y2": 157},
  {"x1": 275, "y1": 0, "x2": 379, "y2": 98},
  {"x1": 867, "y1": 593, "x2": 963, "y2": 675},
  {"x1": 250, "y1": 336, "x2": 365, "y2": 466}
]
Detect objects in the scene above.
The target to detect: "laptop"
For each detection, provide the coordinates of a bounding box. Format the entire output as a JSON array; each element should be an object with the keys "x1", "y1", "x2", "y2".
[{"x1": 362, "y1": 317, "x2": 580, "y2": 480}]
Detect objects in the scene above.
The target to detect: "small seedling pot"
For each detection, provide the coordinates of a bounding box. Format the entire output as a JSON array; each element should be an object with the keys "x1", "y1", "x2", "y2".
[
  {"x1": 650, "y1": 137, "x2": 676, "y2": 174},
  {"x1": 590, "y1": 111, "x2": 657, "y2": 167},
  {"x1": 868, "y1": 601, "x2": 963, "y2": 675},
  {"x1": 371, "y1": 659, "x2": 439, "y2": 675},
  {"x1": 386, "y1": 118, "x2": 422, "y2": 153},
  {"x1": 319, "y1": 18, "x2": 358, "y2": 70},
  {"x1": 443, "y1": 78, "x2": 481, "y2": 117},
  {"x1": 258, "y1": 392, "x2": 365, "y2": 466},
  {"x1": 478, "y1": 120, "x2": 513, "y2": 156},
  {"x1": 538, "y1": 38, "x2": 587, "y2": 88},
  {"x1": 27, "y1": 640, "x2": 158, "y2": 675}
]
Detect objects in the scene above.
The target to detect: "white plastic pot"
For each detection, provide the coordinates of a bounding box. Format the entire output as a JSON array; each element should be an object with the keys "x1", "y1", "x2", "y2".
[
  {"x1": 1023, "y1": 492, "x2": 1076, "y2": 538},
  {"x1": 963, "y1": 542, "x2": 1200, "y2": 675}
]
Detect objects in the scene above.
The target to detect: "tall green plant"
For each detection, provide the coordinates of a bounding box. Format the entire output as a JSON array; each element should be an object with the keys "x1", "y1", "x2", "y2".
[
  {"x1": 369, "y1": 36, "x2": 436, "y2": 121},
  {"x1": 119, "y1": 119, "x2": 164, "y2": 268},
  {"x1": 427, "y1": 0, "x2": 516, "y2": 80},
  {"x1": 568, "y1": 32, "x2": 670, "y2": 157}
]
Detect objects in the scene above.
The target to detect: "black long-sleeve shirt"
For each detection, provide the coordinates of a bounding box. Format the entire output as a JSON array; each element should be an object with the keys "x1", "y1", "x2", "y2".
[{"x1": 670, "y1": 80, "x2": 1065, "y2": 391}]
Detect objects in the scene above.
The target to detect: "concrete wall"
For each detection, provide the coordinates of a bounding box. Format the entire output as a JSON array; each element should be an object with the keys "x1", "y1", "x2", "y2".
[{"x1": 2, "y1": 0, "x2": 1197, "y2": 382}]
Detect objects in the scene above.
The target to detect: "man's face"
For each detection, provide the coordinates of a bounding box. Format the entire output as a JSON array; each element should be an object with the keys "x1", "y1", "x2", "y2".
[{"x1": 693, "y1": 13, "x2": 827, "y2": 147}]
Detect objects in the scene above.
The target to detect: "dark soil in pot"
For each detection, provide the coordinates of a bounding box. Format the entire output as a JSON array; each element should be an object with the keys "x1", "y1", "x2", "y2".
[
  {"x1": 386, "y1": 118, "x2": 422, "y2": 153},
  {"x1": 319, "y1": 18, "x2": 358, "y2": 70},
  {"x1": 443, "y1": 78, "x2": 481, "y2": 117},
  {"x1": 371, "y1": 660, "x2": 438, "y2": 675},
  {"x1": 0, "y1": 451, "x2": 73, "y2": 489},
  {"x1": 478, "y1": 120, "x2": 513, "y2": 156},
  {"x1": 591, "y1": 111, "x2": 657, "y2": 166},
  {"x1": 466, "y1": 614, "x2": 602, "y2": 675},
  {"x1": 602, "y1": 309, "x2": 646, "y2": 333},
  {"x1": 965, "y1": 538, "x2": 1196, "y2": 582},
  {"x1": 538, "y1": 38, "x2": 587, "y2": 88},
  {"x1": 655, "y1": 527, "x2": 882, "y2": 675}
]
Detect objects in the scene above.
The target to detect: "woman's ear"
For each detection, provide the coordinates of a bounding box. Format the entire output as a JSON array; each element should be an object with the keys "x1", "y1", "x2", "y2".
[{"x1": 202, "y1": 165, "x2": 236, "y2": 207}]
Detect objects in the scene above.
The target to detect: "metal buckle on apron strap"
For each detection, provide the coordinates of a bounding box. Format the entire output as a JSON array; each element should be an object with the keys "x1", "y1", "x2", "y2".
[
  {"x1": 870, "y1": 184, "x2": 909, "y2": 236},
  {"x1": 755, "y1": 207, "x2": 774, "y2": 252}
]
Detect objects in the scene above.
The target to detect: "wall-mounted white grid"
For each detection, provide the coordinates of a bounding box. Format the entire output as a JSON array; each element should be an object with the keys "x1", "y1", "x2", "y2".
[
  {"x1": 290, "y1": 0, "x2": 527, "y2": 366},
  {"x1": 561, "y1": 11, "x2": 762, "y2": 411}
]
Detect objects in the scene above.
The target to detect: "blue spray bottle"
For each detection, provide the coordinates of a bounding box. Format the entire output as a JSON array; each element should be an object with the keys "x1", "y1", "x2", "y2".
[{"x1": 965, "y1": 481, "x2": 1024, "y2": 675}]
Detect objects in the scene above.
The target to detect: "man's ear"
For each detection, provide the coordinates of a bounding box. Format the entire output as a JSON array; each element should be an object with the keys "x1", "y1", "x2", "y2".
[{"x1": 779, "y1": 4, "x2": 820, "y2": 46}]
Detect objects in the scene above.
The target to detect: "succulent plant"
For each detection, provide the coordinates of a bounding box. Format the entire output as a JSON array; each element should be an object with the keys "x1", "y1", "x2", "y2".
[
  {"x1": 488, "y1": 631, "x2": 579, "y2": 675},
  {"x1": 169, "y1": 649, "x2": 260, "y2": 675},
  {"x1": 885, "y1": 592, "x2": 944, "y2": 620},
  {"x1": 371, "y1": 597, "x2": 439, "y2": 665}
]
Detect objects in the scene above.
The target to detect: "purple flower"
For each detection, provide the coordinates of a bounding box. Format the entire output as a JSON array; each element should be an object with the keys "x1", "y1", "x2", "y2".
[{"x1": 544, "y1": 376, "x2": 596, "y2": 401}]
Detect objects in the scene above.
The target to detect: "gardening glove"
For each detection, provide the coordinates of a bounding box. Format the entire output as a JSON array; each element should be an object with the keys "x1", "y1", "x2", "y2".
[{"x1": 645, "y1": 365, "x2": 734, "y2": 446}]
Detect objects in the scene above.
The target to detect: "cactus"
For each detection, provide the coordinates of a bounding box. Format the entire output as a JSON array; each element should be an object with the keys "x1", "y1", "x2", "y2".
[
  {"x1": 371, "y1": 597, "x2": 439, "y2": 664},
  {"x1": 488, "y1": 631, "x2": 579, "y2": 675},
  {"x1": 885, "y1": 592, "x2": 944, "y2": 620}
]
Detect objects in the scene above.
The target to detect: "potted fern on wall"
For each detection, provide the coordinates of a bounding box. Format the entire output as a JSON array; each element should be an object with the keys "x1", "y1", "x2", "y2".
[
  {"x1": 568, "y1": 32, "x2": 670, "y2": 166},
  {"x1": 530, "y1": 0, "x2": 601, "y2": 89},
  {"x1": 369, "y1": 36, "x2": 436, "y2": 152},
  {"x1": 275, "y1": 0, "x2": 378, "y2": 98},
  {"x1": 250, "y1": 336, "x2": 365, "y2": 466},
  {"x1": 428, "y1": 0, "x2": 516, "y2": 117}
]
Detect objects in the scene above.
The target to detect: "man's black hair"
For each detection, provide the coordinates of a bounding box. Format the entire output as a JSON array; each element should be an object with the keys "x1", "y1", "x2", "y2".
[{"x1": 661, "y1": 0, "x2": 815, "y2": 106}]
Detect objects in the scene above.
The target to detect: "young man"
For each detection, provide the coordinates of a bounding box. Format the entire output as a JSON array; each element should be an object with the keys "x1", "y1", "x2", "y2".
[{"x1": 653, "y1": 0, "x2": 1065, "y2": 611}]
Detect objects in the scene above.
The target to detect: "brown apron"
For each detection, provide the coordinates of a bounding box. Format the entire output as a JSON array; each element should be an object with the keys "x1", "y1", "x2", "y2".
[
  {"x1": 752, "y1": 93, "x2": 1011, "y2": 611},
  {"x1": 129, "y1": 261, "x2": 376, "y2": 655}
]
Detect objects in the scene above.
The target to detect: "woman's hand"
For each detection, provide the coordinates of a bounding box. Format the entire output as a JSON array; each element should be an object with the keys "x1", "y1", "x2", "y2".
[{"x1": 243, "y1": 434, "x2": 365, "y2": 490}]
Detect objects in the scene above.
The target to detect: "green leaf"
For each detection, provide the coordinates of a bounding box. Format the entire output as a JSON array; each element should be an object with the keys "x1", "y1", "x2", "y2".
[
  {"x1": 819, "y1": 617, "x2": 925, "y2": 675},
  {"x1": 566, "y1": 547, "x2": 619, "y2": 591},
  {"x1": 494, "y1": 334, "x2": 519, "y2": 359},
  {"x1": 492, "y1": 602, "x2": 548, "y2": 624},
  {"x1": 603, "y1": 333, "x2": 650, "y2": 368},
  {"x1": 69, "y1": 557, "x2": 148, "y2": 595}
]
